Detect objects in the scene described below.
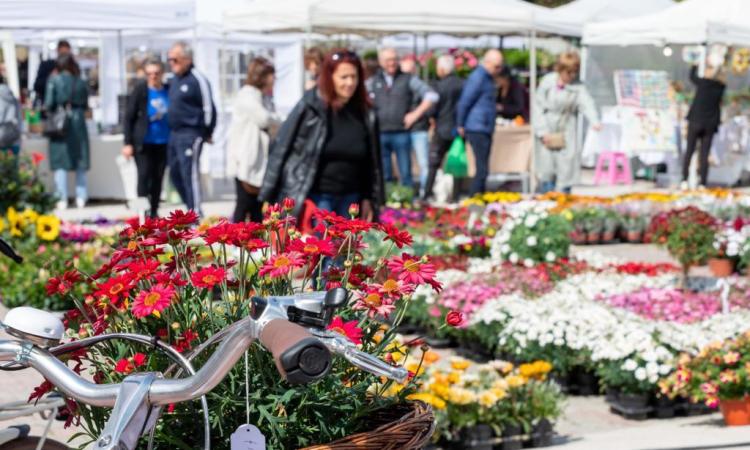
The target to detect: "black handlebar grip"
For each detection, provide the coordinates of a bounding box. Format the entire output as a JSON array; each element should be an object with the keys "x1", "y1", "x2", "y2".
[
  {"x1": 0, "y1": 238, "x2": 22, "y2": 264},
  {"x1": 259, "y1": 319, "x2": 331, "y2": 384}
]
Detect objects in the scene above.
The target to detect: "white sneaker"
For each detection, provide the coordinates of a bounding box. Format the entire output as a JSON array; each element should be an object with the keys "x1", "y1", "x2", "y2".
[
  {"x1": 679, "y1": 181, "x2": 689, "y2": 191},
  {"x1": 76, "y1": 198, "x2": 86, "y2": 209},
  {"x1": 56, "y1": 200, "x2": 67, "y2": 210}
]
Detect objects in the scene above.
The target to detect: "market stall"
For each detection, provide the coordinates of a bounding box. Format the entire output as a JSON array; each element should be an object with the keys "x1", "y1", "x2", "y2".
[{"x1": 582, "y1": 0, "x2": 750, "y2": 187}]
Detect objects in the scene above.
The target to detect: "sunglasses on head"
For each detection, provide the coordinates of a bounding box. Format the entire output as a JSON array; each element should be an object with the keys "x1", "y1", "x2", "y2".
[{"x1": 331, "y1": 50, "x2": 358, "y2": 61}]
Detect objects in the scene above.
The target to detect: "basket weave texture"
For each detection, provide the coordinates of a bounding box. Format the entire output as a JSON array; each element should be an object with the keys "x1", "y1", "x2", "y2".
[{"x1": 300, "y1": 401, "x2": 435, "y2": 450}]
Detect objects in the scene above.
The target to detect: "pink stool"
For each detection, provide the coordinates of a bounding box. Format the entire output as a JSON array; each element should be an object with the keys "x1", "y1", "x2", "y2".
[{"x1": 593, "y1": 151, "x2": 632, "y2": 185}]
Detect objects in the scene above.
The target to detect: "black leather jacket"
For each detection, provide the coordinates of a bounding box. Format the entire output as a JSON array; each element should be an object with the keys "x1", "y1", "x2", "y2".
[{"x1": 259, "y1": 89, "x2": 385, "y2": 218}]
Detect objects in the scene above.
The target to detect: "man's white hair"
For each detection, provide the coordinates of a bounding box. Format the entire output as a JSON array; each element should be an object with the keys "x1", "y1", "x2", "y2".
[
  {"x1": 171, "y1": 41, "x2": 193, "y2": 60},
  {"x1": 436, "y1": 55, "x2": 455, "y2": 74}
]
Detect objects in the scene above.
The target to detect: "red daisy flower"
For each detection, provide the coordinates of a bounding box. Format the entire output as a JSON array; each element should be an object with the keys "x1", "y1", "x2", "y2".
[
  {"x1": 379, "y1": 224, "x2": 413, "y2": 249},
  {"x1": 288, "y1": 236, "x2": 335, "y2": 257},
  {"x1": 352, "y1": 287, "x2": 396, "y2": 318},
  {"x1": 191, "y1": 266, "x2": 227, "y2": 289},
  {"x1": 28, "y1": 380, "x2": 54, "y2": 403},
  {"x1": 173, "y1": 329, "x2": 199, "y2": 353},
  {"x1": 374, "y1": 278, "x2": 414, "y2": 298},
  {"x1": 114, "y1": 352, "x2": 148, "y2": 374},
  {"x1": 94, "y1": 274, "x2": 134, "y2": 303},
  {"x1": 258, "y1": 252, "x2": 306, "y2": 278},
  {"x1": 132, "y1": 285, "x2": 175, "y2": 318},
  {"x1": 46, "y1": 270, "x2": 82, "y2": 296},
  {"x1": 332, "y1": 218, "x2": 373, "y2": 235},
  {"x1": 386, "y1": 253, "x2": 442, "y2": 292},
  {"x1": 165, "y1": 210, "x2": 199, "y2": 229},
  {"x1": 245, "y1": 238, "x2": 270, "y2": 252},
  {"x1": 204, "y1": 221, "x2": 235, "y2": 245},
  {"x1": 327, "y1": 316, "x2": 363, "y2": 345}
]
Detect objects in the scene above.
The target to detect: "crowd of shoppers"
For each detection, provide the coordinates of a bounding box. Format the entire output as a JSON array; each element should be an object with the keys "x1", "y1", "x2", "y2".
[{"x1": 13, "y1": 40, "x2": 609, "y2": 221}]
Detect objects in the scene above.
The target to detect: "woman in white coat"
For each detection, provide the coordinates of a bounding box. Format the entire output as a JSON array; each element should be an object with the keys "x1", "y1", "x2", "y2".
[
  {"x1": 533, "y1": 51, "x2": 601, "y2": 193},
  {"x1": 226, "y1": 57, "x2": 279, "y2": 222}
]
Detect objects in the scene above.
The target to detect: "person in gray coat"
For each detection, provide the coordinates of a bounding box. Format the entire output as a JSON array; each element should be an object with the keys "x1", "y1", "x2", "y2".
[
  {"x1": 533, "y1": 51, "x2": 601, "y2": 194},
  {"x1": 45, "y1": 54, "x2": 89, "y2": 209},
  {"x1": 0, "y1": 75, "x2": 21, "y2": 155}
]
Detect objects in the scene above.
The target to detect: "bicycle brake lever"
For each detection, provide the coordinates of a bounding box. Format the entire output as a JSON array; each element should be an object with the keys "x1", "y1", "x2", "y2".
[{"x1": 311, "y1": 330, "x2": 408, "y2": 384}]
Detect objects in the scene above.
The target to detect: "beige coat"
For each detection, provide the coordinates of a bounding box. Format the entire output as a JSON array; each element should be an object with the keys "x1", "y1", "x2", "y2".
[{"x1": 226, "y1": 85, "x2": 278, "y2": 187}]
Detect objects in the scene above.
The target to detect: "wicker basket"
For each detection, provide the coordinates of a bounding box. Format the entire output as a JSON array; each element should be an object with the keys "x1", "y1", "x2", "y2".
[{"x1": 301, "y1": 401, "x2": 435, "y2": 450}]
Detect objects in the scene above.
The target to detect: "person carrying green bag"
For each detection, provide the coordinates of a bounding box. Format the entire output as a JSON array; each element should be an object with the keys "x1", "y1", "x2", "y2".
[
  {"x1": 421, "y1": 55, "x2": 464, "y2": 202},
  {"x1": 444, "y1": 136, "x2": 468, "y2": 177}
]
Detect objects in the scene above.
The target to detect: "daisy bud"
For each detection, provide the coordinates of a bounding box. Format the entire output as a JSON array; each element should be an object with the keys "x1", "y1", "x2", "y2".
[
  {"x1": 171, "y1": 322, "x2": 181, "y2": 330},
  {"x1": 344, "y1": 260, "x2": 353, "y2": 268},
  {"x1": 282, "y1": 198, "x2": 295, "y2": 212},
  {"x1": 348, "y1": 203, "x2": 360, "y2": 217}
]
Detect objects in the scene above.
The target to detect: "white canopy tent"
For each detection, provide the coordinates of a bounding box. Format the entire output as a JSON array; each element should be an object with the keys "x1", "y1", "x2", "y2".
[
  {"x1": 555, "y1": 0, "x2": 675, "y2": 27},
  {"x1": 583, "y1": 0, "x2": 750, "y2": 47}
]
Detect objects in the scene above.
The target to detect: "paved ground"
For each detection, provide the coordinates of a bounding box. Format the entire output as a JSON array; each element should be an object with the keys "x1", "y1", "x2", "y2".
[{"x1": 2, "y1": 173, "x2": 749, "y2": 448}]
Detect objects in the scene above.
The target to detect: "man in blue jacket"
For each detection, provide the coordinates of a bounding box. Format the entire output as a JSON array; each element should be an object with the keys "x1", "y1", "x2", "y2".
[
  {"x1": 167, "y1": 41, "x2": 217, "y2": 215},
  {"x1": 456, "y1": 49, "x2": 503, "y2": 195}
]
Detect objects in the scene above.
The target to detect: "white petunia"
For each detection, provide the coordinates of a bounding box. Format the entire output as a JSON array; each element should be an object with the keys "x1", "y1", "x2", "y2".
[
  {"x1": 634, "y1": 367, "x2": 647, "y2": 381},
  {"x1": 524, "y1": 258, "x2": 534, "y2": 268},
  {"x1": 509, "y1": 253, "x2": 519, "y2": 264},
  {"x1": 545, "y1": 251, "x2": 556, "y2": 262},
  {"x1": 526, "y1": 235, "x2": 538, "y2": 247},
  {"x1": 622, "y1": 359, "x2": 638, "y2": 371}
]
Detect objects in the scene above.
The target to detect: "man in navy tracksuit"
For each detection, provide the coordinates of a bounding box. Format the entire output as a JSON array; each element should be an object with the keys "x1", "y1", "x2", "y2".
[{"x1": 166, "y1": 42, "x2": 216, "y2": 214}]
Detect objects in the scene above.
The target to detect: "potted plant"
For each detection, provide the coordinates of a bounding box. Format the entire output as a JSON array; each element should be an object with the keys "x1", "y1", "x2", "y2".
[
  {"x1": 659, "y1": 332, "x2": 750, "y2": 426},
  {"x1": 524, "y1": 380, "x2": 563, "y2": 447},
  {"x1": 597, "y1": 353, "x2": 673, "y2": 412},
  {"x1": 40, "y1": 203, "x2": 443, "y2": 448},
  {"x1": 583, "y1": 210, "x2": 604, "y2": 245},
  {"x1": 710, "y1": 225, "x2": 743, "y2": 277},
  {"x1": 492, "y1": 209, "x2": 572, "y2": 266},
  {"x1": 648, "y1": 207, "x2": 718, "y2": 287},
  {"x1": 601, "y1": 210, "x2": 620, "y2": 243},
  {"x1": 621, "y1": 213, "x2": 647, "y2": 243}
]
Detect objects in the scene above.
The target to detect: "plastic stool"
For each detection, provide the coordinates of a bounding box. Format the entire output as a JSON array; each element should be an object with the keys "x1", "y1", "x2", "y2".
[
  {"x1": 593, "y1": 151, "x2": 632, "y2": 185},
  {"x1": 299, "y1": 199, "x2": 317, "y2": 235}
]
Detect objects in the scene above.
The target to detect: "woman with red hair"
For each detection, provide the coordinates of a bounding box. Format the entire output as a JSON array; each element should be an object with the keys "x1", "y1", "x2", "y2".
[{"x1": 259, "y1": 49, "x2": 384, "y2": 221}]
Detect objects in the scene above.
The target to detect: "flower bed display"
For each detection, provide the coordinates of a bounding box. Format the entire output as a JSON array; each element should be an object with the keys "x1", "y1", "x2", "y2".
[{"x1": 39, "y1": 204, "x2": 444, "y2": 449}]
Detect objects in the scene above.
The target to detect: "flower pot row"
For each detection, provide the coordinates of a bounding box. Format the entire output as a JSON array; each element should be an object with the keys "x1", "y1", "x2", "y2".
[
  {"x1": 435, "y1": 420, "x2": 556, "y2": 450},
  {"x1": 606, "y1": 390, "x2": 714, "y2": 421},
  {"x1": 570, "y1": 229, "x2": 645, "y2": 246},
  {"x1": 550, "y1": 367, "x2": 600, "y2": 396}
]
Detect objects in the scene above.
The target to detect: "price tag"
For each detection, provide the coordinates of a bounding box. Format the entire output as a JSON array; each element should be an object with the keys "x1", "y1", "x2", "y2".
[{"x1": 230, "y1": 424, "x2": 266, "y2": 450}]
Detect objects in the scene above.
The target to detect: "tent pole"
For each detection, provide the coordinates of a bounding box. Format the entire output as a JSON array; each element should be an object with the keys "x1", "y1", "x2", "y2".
[
  {"x1": 117, "y1": 30, "x2": 125, "y2": 93},
  {"x1": 529, "y1": 29, "x2": 537, "y2": 193}
]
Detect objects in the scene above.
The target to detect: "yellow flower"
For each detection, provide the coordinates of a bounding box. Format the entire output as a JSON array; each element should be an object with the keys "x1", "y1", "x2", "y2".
[
  {"x1": 385, "y1": 342, "x2": 407, "y2": 363},
  {"x1": 407, "y1": 392, "x2": 446, "y2": 410},
  {"x1": 447, "y1": 387, "x2": 476, "y2": 405},
  {"x1": 36, "y1": 215, "x2": 61, "y2": 241},
  {"x1": 451, "y1": 357, "x2": 471, "y2": 371},
  {"x1": 423, "y1": 350, "x2": 441, "y2": 366},
  {"x1": 21, "y1": 208, "x2": 39, "y2": 225},
  {"x1": 478, "y1": 390, "x2": 499, "y2": 408},
  {"x1": 7, "y1": 208, "x2": 23, "y2": 237},
  {"x1": 492, "y1": 379, "x2": 509, "y2": 392},
  {"x1": 447, "y1": 371, "x2": 462, "y2": 385},
  {"x1": 0, "y1": 217, "x2": 6, "y2": 233},
  {"x1": 405, "y1": 362, "x2": 425, "y2": 377},
  {"x1": 430, "y1": 382, "x2": 450, "y2": 399},
  {"x1": 491, "y1": 387, "x2": 507, "y2": 400},
  {"x1": 505, "y1": 375, "x2": 527, "y2": 388}
]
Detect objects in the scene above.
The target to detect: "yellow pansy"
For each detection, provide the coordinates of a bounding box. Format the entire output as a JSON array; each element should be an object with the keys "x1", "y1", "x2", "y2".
[
  {"x1": 7, "y1": 208, "x2": 23, "y2": 237},
  {"x1": 478, "y1": 390, "x2": 499, "y2": 408},
  {"x1": 447, "y1": 387, "x2": 476, "y2": 405},
  {"x1": 407, "y1": 392, "x2": 446, "y2": 410},
  {"x1": 21, "y1": 208, "x2": 39, "y2": 225},
  {"x1": 36, "y1": 215, "x2": 61, "y2": 241}
]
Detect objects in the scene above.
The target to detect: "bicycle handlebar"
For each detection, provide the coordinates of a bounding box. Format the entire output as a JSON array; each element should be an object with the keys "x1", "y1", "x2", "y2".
[{"x1": 0, "y1": 238, "x2": 22, "y2": 264}]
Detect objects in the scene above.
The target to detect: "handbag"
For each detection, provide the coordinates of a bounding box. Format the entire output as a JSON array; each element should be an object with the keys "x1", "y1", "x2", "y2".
[
  {"x1": 443, "y1": 136, "x2": 468, "y2": 178},
  {"x1": 0, "y1": 122, "x2": 20, "y2": 149},
  {"x1": 542, "y1": 85, "x2": 578, "y2": 151},
  {"x1": 43, "y1": 77, "x2": 77, "y2": 139}
]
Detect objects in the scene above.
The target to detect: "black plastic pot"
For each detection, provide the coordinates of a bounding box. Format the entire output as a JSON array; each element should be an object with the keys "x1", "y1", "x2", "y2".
[
  {"x1": 500, "y1": 424, "x2": 523, "y2": 450},
  {"x1": 572, "y1": 367, "x2": 599, "y2": 396},
  {"x1": 618, "y1": 393, "x2": 649, "y2": 410},
  {"x1": 605, "y1": 388, "x2": 619, "y2": 403},
  {"x1": 395, "y1": 323, "x2": 425, "y2": 335},
  {"x1": 459, "y1": 424, "x2": 495, "y2": 450},
  {"x1": 652, "y1": 395, "x2": 676, "y2": 419},
  {"x1": 530, "y1": 419, "x2": 554, "y2": 448}
]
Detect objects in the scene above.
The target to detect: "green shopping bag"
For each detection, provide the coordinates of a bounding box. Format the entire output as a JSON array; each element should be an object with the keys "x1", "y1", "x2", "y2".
[{"x1": 443, "y1": 136, "x2": 468, "y2": 178}]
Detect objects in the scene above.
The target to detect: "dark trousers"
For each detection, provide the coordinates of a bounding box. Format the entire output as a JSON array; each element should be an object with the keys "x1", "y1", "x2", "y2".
[
  {"x1": 466, "y1": 131, "x2": 492, "y2": 195},
  {"x1": 683, "y1": 122, "x2": 716, "y2": 186},
  {"x1": 167, "y1": 130, "x2": 204, "y2": 213},
  {"x1": 232, "y1": 178, "x2": 263, "y2": 223},
  {"x1": 422, "y1": 134, "x2": 454, "y2": 200},
  {"x1": 134, "y1": 143, "x2": 167, "y2": 217}
]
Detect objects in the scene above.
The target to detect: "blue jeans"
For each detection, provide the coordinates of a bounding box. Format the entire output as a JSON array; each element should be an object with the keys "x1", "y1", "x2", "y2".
[
  {"x1": 54, "y1": 168, "x2": 88, "y2": 202},
  {"x1": 309, "y1": 192, "x2": 361, "y2": 218},
  {"x1": 466, "y1": 131, "x2": 492, "y2": 195},
  {"x1": 380, "y1": 131, "x2": 413, "y2": 187},
  {"x1": 411, "y1": 130, "x2": 429, "y2": 194}
]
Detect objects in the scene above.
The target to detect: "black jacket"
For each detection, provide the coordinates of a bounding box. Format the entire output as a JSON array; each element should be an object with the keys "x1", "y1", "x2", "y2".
[
  {"x1": 167, "y1": 65, "x2": 217, "y2": 138},
  {"x1": 432, "y1": 74, "x2": 464, "y2": 141},
  {"x1": 123, "y1": 80, "x2": 150, "y2": 152},
  {"x1": 33, "y1": 59, "x2": 57, "y2": 104},
  {"x1": 259, "y1": 89, "x2": 385, "y2": 218},
  {"x1": 687, "y1": 66, "x2": 725, "y2": 130}
]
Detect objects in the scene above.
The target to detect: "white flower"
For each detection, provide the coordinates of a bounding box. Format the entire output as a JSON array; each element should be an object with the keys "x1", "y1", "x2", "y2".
[
  {"x1": 500, "y1": 244, "x2": 511, "y2": 254},
  {"x1": 524, "y1": 258, "x2": 534, "y2": 268},
  {"x1": 509, "y1": 253, "x2": 519, "y2": 264},
  {"x1": 524, "y1": 215, "x2": 539, "y2": 228},
  {"x1": 545, "y1": 251, "x2": 556, "y2": 262},
  {"x1": 526, "y1": 235, "x2": 538, "y2": 247},
  {"x1": 634, "y1": 367, "x2": 647, "y2": 381},
  {"x1": 622, "y1": 359, "x2": 638, "y2": 371}
]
